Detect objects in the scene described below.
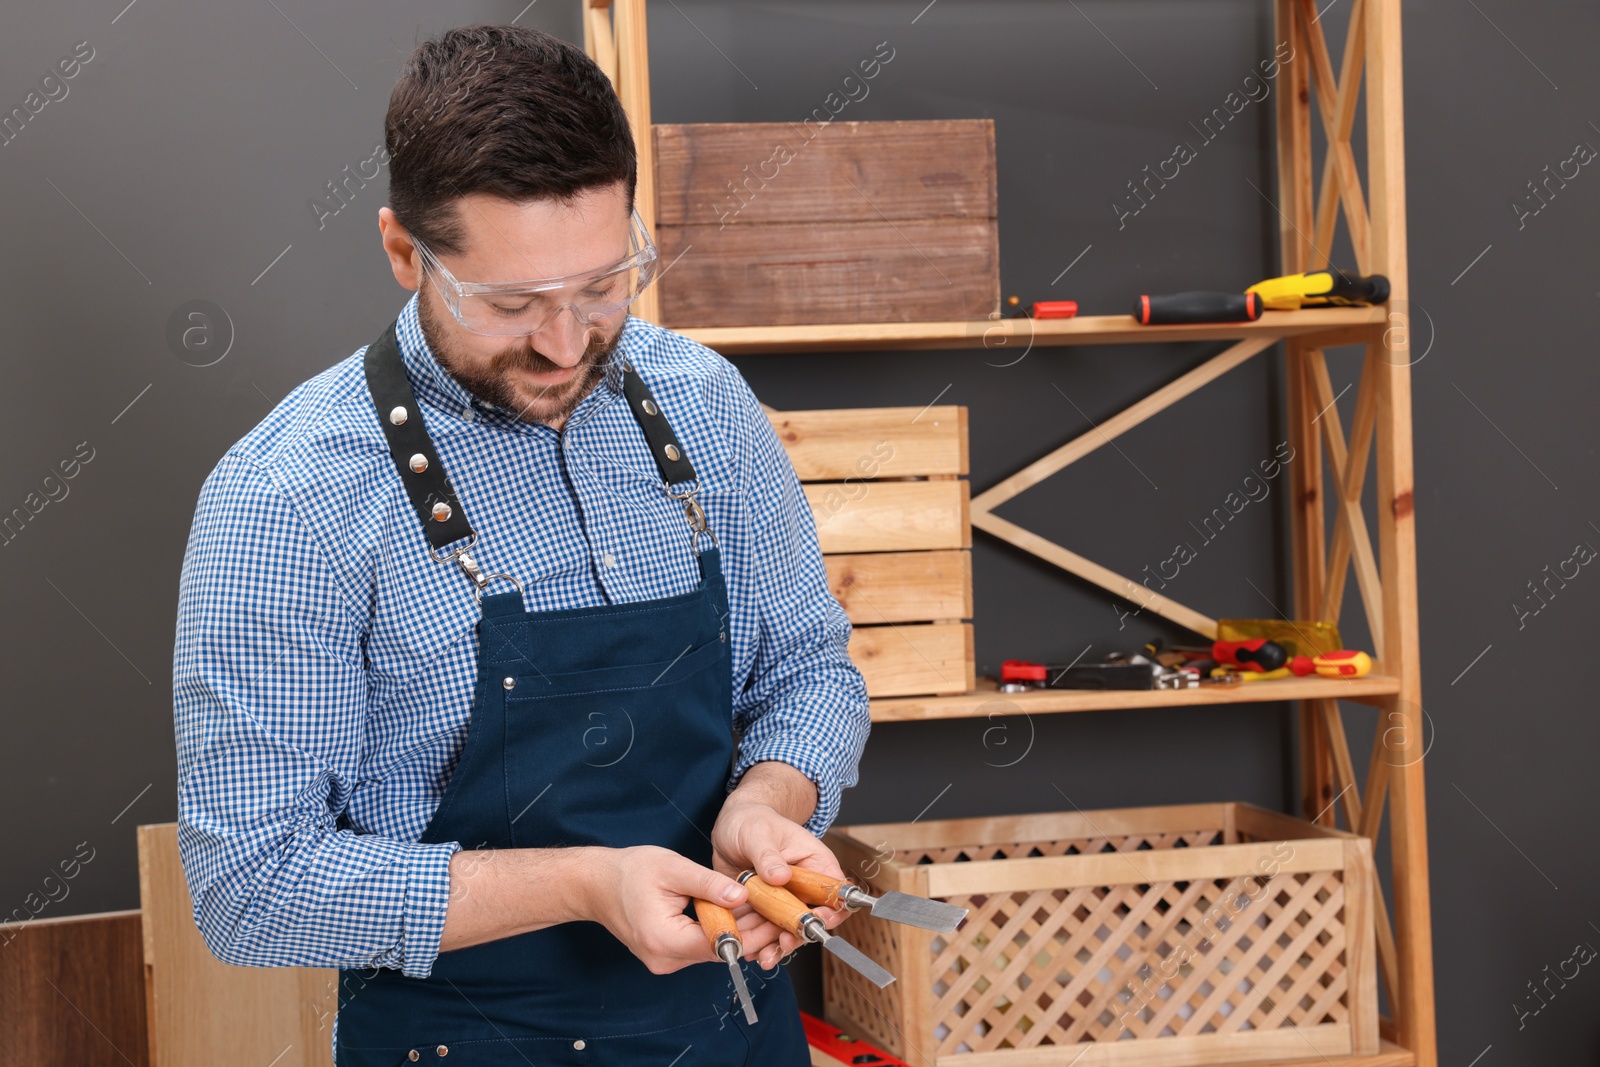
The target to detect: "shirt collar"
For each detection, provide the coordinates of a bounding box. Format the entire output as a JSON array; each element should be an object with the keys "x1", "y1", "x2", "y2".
[{"x1": 393, "y1": 292, "x2": 631, "y2": 431}]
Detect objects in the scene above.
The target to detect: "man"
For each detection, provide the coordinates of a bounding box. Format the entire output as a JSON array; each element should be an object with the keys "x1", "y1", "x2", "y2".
[{"x1": 172, "y1": 22, "x2": 870, "y2": 1066}]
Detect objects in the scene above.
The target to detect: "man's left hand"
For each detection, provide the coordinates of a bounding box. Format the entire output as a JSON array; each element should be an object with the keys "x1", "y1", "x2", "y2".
[{"x1": 709, "y1": 762, "x2": 849, "y2": 969}]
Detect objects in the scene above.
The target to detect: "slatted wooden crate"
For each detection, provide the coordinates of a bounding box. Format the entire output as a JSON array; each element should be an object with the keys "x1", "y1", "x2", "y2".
[
  {"x1": 654, "y1": 119, "x2": 999, "y2": 327},
  {"x1": 770, "y1": 404, "x2": 974, "y2": 698},
  {"x1": 822, "y1": 803, "x2": 1379, "y2": 1067}
]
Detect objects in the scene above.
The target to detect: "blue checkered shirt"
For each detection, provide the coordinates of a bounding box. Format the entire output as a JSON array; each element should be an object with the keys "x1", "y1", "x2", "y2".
[{"x1": 171, "y1": 292, "x2": 870, "y2": 981}]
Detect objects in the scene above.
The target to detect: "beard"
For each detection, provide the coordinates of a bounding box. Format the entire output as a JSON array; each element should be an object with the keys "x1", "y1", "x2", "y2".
[{"x1": 417, "y1": 290, "x2": 623, "y2": 427}]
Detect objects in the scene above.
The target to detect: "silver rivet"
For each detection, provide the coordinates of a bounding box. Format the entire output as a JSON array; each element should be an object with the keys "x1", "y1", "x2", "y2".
[
  {"x1": 642, "y1": 398, "x2": 658, "y2": 416},
  {"x1": 503, "y1": 677, "x2": 515, "y2": 690},
  {"x1": 664, "y1": 443, "x2": 680, "y2": 461},
  {"x1": 409, "y1": 453, "x2": 429, "y2": 473},
  {"x1": 436, "y1": 1046, "x2": 449, "y2": 1057},
  {"x1": 720, "y1": 631, "x2": 726, "y2": 642},
  {"x1": 573, "y1": 1039, "x2": 587, "y2": 1051},
  {"x1": 431, "y1": 501, "x2": 452, "y2": 522},
  {"x1": 408, "y1": 1053, "x2": 419, "y2": 1063},
  {"x1": 389, "y1": 405, "x2": 408, "y2": 426}
]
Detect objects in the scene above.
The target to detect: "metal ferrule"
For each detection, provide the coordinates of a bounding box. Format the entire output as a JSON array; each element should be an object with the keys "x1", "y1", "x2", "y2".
[{"x1": 838, "y1": 885, "x2": 874, "y2": 910}]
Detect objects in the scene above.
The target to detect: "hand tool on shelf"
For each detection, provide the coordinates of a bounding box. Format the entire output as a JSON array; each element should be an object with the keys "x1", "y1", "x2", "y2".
[
  {"x1": 693, "y1": 898, "x2": 759, "y2": 1024},
  {"x1": 1288, "y1": 649, "x2": 1373, "y2": 678},
  {"x1": 1246, "y1": 269, "x2": 1389, "y2": 309},
  {"x1": 1169, "y1": 638, "x2": 1289, "y2": 672},
  {"x1": 1133, "y1": 291, "x2": 1261, "y2": 325},
  {"x1": 1211, "y1": 665, "x2": 1292, "y2": 682},
  {"x1": 999, "y1": 655, "x2": 1196, "y2": 691},
  {"x1": 783, "y1": 864, "x2": 968, "y2": 934},
  {"x1": 1004, "y1": 295, "x2": 1079, "y2": 319},
  {"x1": 737, "y1": 871, "x2": 896, "y2": 988}
]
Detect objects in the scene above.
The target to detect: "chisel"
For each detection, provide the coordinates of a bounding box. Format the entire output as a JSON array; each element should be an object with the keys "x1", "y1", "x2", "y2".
[
  {"x1": 693, "y1": 898, "x2": 759, "y2": 1025},
  {"x1": 783, "y1": 865, "x2": 968, "y2": 934},
  {"x1": 737, "y1": 872, "x2": 896, "y2": 989}
]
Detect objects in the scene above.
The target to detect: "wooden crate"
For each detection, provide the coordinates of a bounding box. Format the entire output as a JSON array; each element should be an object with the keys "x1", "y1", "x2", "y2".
[
  {"x1": 822, "y1": 803, "x2": 1379, "y2": 1067},
  {"x1": 654, "y1": 119, "x2": 999, "y2": 327},
  {"x1": 771, "y1": 404, "x2": 974, "y2": 698}
]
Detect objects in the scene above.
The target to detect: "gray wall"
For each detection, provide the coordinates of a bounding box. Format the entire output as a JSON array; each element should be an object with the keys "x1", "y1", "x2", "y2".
[{"x1": 2, "y1": 0, "x2": 1595, "y2": 1061}]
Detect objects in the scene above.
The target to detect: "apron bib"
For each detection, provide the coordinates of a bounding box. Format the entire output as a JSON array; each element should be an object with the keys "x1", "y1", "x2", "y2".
[{"x1": 334, "y1": 320, "x2": 809, "y2": 1066}]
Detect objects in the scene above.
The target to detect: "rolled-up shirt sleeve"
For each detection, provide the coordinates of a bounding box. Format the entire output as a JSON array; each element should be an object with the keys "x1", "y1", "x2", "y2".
[
  {"x1": 173, "y1": 452, "x2": 459, "y2": 978},
  {"x1": 722, "y1": 367, "x2": 871, "y2": 836}
]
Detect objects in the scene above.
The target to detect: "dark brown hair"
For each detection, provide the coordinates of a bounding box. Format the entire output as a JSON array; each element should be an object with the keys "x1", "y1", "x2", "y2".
[{"x1": 384, "y1": 24, "x2": 636, "y2": 256}]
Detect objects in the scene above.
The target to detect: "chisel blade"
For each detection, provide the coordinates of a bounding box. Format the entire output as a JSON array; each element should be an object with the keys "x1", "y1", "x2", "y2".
[
  {"x1": 865, "y1": 891, "x2": 969, "y2": 934},
  {"x1": 725, "y1": 957, "x2": 759, "y2": 1025},
  {"x1": 819, "y1": 932, "x2": 896, "y2": 988}
]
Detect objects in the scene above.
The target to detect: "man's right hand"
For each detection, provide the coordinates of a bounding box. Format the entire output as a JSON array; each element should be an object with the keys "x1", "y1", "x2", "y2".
[
  {"x1": 583, "y1": 845, "x2": 748, "y2": 974},
  {"x1": 437, "y1": 844, "x2": 749, "y2": 976}
]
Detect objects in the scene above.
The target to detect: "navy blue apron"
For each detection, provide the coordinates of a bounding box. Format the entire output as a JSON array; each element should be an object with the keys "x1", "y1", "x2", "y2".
[{"x1": 335, "y1": 321, "x2": 810, "y2": 1066}]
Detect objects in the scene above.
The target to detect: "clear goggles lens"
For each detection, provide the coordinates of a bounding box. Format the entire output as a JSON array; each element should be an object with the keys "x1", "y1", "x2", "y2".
[{"x1": 415, "y1": 209, "x2": 658, "y2": 337}]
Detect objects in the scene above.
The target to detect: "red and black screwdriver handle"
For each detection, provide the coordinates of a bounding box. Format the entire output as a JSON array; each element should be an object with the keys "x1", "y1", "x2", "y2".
[{"x1": 1211, "y1": 639, "x2": 1287, "y2": 672}]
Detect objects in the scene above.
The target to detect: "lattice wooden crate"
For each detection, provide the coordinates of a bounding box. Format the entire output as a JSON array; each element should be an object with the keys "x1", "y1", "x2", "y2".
[{"x1": 822, "y1": 803, "x2": 1379, "y2": 1067}]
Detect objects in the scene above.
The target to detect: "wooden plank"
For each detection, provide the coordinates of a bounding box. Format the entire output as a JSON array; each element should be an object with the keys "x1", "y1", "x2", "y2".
[
  {"x1": 849, "y1": 622, "x2": 972, "y2": 697},
  {"x1": 0, "y1": 910, "x2": 149, "y2": 1066},
  {"x1": 971, "y1": 335, "x2": 1277, "y2": 513},
  {"x1": 807, "y1": 480, "x2": 968, "y2": 554},
  {"x1": 654, "y1": 120, "x2": 997, "y2": 227},
  {"x1": 839, "y1": 804, "x2": 1234, "y2": 856},
  {"x1": 1308, "y1": 351, "x2": 1386, "y2": 653},
  {"x1": 138, "y1": 823, "x2": 335, "y2": 1067},
  {"x1": 867, "y1": 672, "x2": 1401, "y2": 722},
  {"x1": 772, "y1": 406, "x2": 967, "y2": 479},
  {"x1": 933, "y1": 1023, "x2": 1353, "y2": 1066},
  {"x1": 1232, "y1": 801, "x2": 1358, "y2": 842},
  {"x1": 922, "y1": 838, "x2": 1349, "y2": 897},
  {"x1": 684, "y1": 307, "x2": 1386, "y2": 354},
  {"x1": 971, "y1": 509, "x2": 1219, "y2": 638},
  {"x1": 612, "y1": 0, "x2": 658, "y2": 322},
  {"x1": 826, "y1": 550, "x2": 971, "y2": 623},
  {"x1": 1364, "y1": 0, "x2": 1435, "y2": 1058},
  {"x1": 1344, "y1": 839, "x2": 1382, "y2": 1055},
  {"x1": 655, "y1": 219, "x2": 999, "y2": 327}
]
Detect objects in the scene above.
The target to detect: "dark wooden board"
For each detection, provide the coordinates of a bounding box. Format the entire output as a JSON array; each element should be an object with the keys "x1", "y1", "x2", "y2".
[
  {"x1": 656, "y1": 219, "x2": 998, "y2": 327},
  {"x1": 0, "y1": 910, "x2": 150, "y2": 1066},
  {"x1": 654, "y1": 119, "x2": 997, "y2": 227}
]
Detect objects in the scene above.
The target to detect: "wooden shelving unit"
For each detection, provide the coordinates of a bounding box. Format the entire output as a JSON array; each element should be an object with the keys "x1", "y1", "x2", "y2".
[{"x1": 585, "y1": 1, "x2": 1435, "y2": 1065}]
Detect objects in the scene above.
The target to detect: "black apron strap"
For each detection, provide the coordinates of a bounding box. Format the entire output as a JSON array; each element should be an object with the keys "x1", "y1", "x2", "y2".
[
  {"x1": 363, "y1": 321, "x2": 475, "y2": 552},
  {"x1": 362, "y1": 319, "x2": 705, "y2": 568}
]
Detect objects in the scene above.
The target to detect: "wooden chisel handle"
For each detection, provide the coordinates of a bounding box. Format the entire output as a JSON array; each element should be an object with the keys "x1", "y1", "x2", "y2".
[
  {"x1": 782, "y1": 865, "x2": 855, "y2": 910},
  {"x1": 693, "y1": 898, "x2": 741, "y2": 953},
  {"x1": 737, "y1": 871, "x2": 814, "y2": 938}
]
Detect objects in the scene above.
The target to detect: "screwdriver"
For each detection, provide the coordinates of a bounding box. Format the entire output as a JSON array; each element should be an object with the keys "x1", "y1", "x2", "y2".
[
  {"x1": 737, "y1": 871, "x2": 896, "y2": 988},
  {"x1": 694, "y1": 898, "x2": 759, "y2": 1024},
  {"x1": 1246, "y1": 270, "x2": 1389, "y2": 309},
  {"x1": 1134, "y1": 291, "x2": 1262, "y2": 325},
  {"x1": 783, "y1": 864, "x2": 968, "y2": 933},
  {"x1": 1288, "y1": 649, "x2": 1373, "y2": 677}
]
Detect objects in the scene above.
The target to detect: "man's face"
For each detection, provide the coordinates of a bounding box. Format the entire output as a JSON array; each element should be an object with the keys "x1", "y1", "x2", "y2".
[{"x1": 408, "y1": 182, "x2": 632, "y2": 429}]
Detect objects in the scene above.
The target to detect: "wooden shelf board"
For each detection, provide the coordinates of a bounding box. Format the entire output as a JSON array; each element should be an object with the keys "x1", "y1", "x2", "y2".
[
  {"x1": 808, "y1": 1040, "x2": 1414, "y2": 1067},
  {"x1": 868, "y1": 672, "x2": 1400, "y2": 722},
  {"x1": 682, "y1": 307, "x2": 1385, "y2": 354}
]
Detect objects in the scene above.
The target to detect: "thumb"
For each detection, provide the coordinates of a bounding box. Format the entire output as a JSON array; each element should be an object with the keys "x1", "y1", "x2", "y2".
[
  {"x1": 667, "y1": 854, "x2": 746, "y2": 907},
  {"x1": 750, "y1": 844, "x2": 791, "y2": 885}
]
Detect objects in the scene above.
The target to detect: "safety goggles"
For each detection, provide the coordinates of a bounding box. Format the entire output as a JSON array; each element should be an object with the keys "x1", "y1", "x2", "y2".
[{"x1": 412, "y1": 208, "x2": 659, "y2": 336}]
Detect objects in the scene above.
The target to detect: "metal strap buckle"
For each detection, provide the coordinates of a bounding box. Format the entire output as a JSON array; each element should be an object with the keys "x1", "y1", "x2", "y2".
[
  {"x1": 667, "y1": 484, "x2": 717, "y2": 553},
  {"x1": 431, "y1": 536, "x2": 525, "y2": 602}
]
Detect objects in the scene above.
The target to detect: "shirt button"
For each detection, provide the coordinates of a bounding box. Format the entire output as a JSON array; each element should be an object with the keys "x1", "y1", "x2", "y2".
[
  {"x1": 601, "y1": 552, "x2": 617, "y2": 569},
  {"x1": 573, "y1": 1039, "x2": 587, "y2": 1050}
]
